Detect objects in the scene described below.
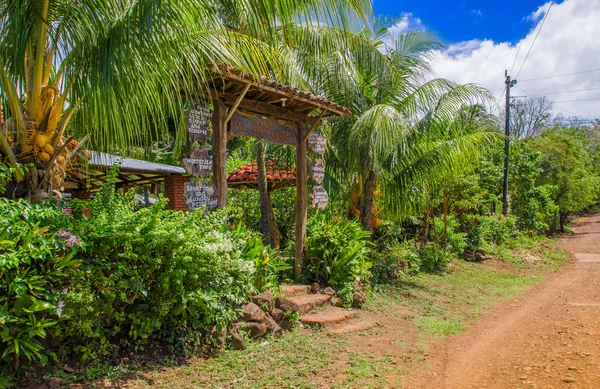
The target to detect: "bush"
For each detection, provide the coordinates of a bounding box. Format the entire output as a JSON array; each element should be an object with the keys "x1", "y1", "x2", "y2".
[
  {"x1": 418, "y1": 244, "x2": 453, "y2": 273},
  {"x1": 304, "y1": 211, "x2": 372, "y2": 304},
  {"x1": 62, "y1": 172, "x2": 274, "y2": 360},
  {"x1": 371, "y1": 240, "x2": 421, "y2": 282},
  {"x1": 432, "y1": 216, "x2": 467, "y2": 255},
  {"x1": 0, "y1": 199, "x2": 81, "y2": 368},
  {"x1": 1, "y1": 168, "x2": 285, "y2": 369},
  {"x1": 463, "y1": 215, "x2": 518, "y2": 249},
  {"x1": 227, "y1": 187, "x2": 297, "y2": 249}
]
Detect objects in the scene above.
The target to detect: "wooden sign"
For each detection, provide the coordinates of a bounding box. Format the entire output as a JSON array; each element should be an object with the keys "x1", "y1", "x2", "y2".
[
  {"x1": 184, "y1": 181, "x2": 218, "y2": 212},
  {"x1": 182, "y1": 147, "x2": 212, "y2": 178},
  {"x1": 310, "y1": 186, "x2": 329, "y2": 210},
  {"x1": 309, "y1": 159, "x2": 325, "y2": 184},
  {"x1": 307, "y1": 131, "x2": 327, "y2": 155},
  {"x1": 187, "y1": 107, "x2": 213, "y2": 142},
  {"x1": 58, "y1": 194, "x2": 73, "y2": 215},
  {"x1": 230, "y1": 113, "x2": 297, "y2": 146}
]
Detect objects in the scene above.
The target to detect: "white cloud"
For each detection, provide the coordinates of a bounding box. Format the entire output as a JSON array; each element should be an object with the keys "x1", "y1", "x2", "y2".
[
  {"x1": 382, "y1": 13, "x2": 426, "y2": 49},
  {"x1": 429, "y1": 0, "x2": 600, "y2": 119},
  {"x1": 471, "y1": 9, "x2": 483, "y2": 17}
]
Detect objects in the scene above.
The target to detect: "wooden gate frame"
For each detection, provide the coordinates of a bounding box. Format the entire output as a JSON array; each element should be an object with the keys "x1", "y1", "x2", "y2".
[{"x1": 207, "y1": 65, "x2": 350, "y2": 280}]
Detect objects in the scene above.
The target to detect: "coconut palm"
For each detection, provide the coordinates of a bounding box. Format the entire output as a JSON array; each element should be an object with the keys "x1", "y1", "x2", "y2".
[
  {"x1": 315, "y1": 27, "x2": 496, "y2": 230},
  {"x1": 0, "y1": 0, "x2": 371, "y2": 200}
]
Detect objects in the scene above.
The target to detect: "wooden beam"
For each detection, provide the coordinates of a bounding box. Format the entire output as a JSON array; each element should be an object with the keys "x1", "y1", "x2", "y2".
[
  {"x1": 211, "y1": 91, "x2": 228, "y2": 209},
  {"x1": 304, "y1": 110, "x2": 328, "y2": 142},
  {"x1": 266, "y1": 98, "x2": 286, "y2": 104},
  {"x1": 224, "y1": 83, "x2": 251, "y2": 124},
  {"x1": 211, "y1": 70, "x2": 350, "y2": 117},
  {"x1": 219, "y1": 93, "x2": 320, "y2": 125},
  {"x1": 294, "y1": 122, "x2": 308, "y2": 281}
]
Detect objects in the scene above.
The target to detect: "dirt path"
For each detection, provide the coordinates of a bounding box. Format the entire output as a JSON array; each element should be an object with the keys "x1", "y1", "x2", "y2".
[{"x1": 409, "y1": 215, "x2": 600, "y2": 389}]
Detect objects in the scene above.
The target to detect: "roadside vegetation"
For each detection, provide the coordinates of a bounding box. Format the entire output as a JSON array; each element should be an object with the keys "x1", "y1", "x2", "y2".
[{"x1": 1, "y1": 0, "x2": 599, "y2": 388}]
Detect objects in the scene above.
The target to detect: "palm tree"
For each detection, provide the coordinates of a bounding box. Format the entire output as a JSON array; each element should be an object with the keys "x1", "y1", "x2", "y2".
[
  {"x1": 315, "y1": 27, "x2": 495, "y2": 230},
  {"x1": 0, "y1": 0, "x2": 371, "y2": 200}
]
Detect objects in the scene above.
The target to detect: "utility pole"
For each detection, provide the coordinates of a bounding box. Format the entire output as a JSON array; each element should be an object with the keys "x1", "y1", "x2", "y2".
[{"x1": 502, "y1": 71, "x2": 517, "y2": 216}]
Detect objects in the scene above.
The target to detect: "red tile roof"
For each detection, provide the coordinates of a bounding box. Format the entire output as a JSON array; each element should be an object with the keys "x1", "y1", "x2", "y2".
[{"x1": 227, "y1": 161, "x2": 296, "y2": 190}]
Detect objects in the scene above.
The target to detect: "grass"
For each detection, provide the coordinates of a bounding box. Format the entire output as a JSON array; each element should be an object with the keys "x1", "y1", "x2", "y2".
[
  {"x1": 416, "y1": 317, "x2": 467, "y2": 337},
  {"x1": 46, "y1": 236, "x2": 570, "y2": 389}
]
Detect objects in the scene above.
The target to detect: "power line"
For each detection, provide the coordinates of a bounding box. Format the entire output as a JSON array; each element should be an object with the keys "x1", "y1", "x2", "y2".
[
  {"x1": 553, "y1": 97, "x2": 600, "y2": 103},
  {"x1": 519, "y1": 68, "x2": 600, "y2": 82},
  {"x1": 512, "y1": 87, "x2": 600, "y2": 97},
  {"x1": 513, "y1": 86, "x2": 592, "y2": 118},
  {"x1": 515, "y1": 1, "x2": 554, "y2": 79}
]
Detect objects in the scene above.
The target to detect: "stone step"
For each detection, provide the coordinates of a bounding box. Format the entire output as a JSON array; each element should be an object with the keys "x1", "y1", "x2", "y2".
[
  {"x1": 300, "y1": 307, "x2": 358, "y2": 326},
  {"x1": 280, "y1": 284, "x2": 311, "y2": 297},
  {"x1": 277, "y1": 293, "x2": 332, "y2": 315},
  {"x1": 330, "y1": 319, "x2": 378, "y2": 335}
]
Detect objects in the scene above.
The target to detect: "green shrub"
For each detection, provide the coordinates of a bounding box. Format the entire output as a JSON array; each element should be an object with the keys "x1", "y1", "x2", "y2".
[
  {"x1": 227, "y1": 187, "x2": 297, "y2": 249},
  {"x1": 463, "y1": 215, "x2": 518, "y2": 249},
  {"x1": 371, "y1": 240, "x2": 421, "y2": 282},
  {"x1": 63, "y1": 174, "x2": 271, "y2": 360},
  {"x1": 432, "y1": 217, "x2": 467, "y2": 255},
  {"x1": 418, "y1": 244, "x2": 453, "y2": 273},
  {"x1": 305, "y1": 211, "x2": 372, "y2": 303},
  {"x1": 0, "y1": 199, "x2": 80, "y2": 368}
]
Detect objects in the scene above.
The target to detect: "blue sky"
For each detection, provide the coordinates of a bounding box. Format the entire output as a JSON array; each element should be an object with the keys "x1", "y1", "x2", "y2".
[
  {"x1": 373, "y1": 0, "x2": 599, "y2": 119},
  {"x1": 374, "y1": 0, "x2": 551, "y2": 44}
]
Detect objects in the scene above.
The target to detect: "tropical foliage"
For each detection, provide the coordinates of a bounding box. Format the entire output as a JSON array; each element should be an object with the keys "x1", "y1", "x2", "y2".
[
  {"x1": 0, "y1": 0, "x2": 370, "y2": 199},
  {"x1": 1, "y1": 0, "x2": 600, "y2": 382}
]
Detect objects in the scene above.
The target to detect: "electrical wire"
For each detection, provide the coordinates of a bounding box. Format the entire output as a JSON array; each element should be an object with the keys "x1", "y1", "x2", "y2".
[
  {"x1": 515, "y1": 1, "x2": 554, "y2": 79},
  {"x1": 519, "y1": 68, "x2": 600, "y2": 82},
  {"x1": 513, "y1": 86, "x2": 596, "y2": 118},
  {"x1": 553, "y1": 97, "x2": 600, "y2": 103},
  {"x1": 512, "y1": 87, "x2": 600, "y2": 97}
]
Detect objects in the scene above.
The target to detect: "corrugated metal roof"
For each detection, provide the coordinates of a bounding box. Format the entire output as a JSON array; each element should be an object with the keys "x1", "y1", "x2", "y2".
[{"x1": 88, "y1": 151, "x2": 186, "y2": 175}]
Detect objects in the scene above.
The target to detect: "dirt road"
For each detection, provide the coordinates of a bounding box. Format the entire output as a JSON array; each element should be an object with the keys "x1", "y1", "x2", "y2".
[{"x1": 410, "y1": 215, "x2": 600, "y2": 389}]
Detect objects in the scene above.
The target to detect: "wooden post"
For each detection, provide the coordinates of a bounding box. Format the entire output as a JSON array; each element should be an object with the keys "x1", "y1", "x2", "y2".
[
  {"x1": 294, "y1": 122, "x2": 308, "y2": 281},
  {"x1": 211, "y1": 91, "x2": 228, "y2": 209}
]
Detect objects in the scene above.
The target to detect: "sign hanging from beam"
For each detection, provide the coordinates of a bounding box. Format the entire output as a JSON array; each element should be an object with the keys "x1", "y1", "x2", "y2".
[
  {"x1": 187, "y1": 107, "x2": 213, "y2": 142},
  {"x1": 230, "y1": 112, "x2": 298, "y2": 146}
]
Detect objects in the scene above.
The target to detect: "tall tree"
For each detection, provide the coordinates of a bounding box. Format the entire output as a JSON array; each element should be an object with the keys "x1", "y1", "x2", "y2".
[
  {"x1": 508, "y1": 96, "x2": 553, "y2": 139},
  {"x1": 529, "y1": 127, "x2": 600, "y2": 232},
  {"x1": 314, "y1": 28, "x2": 494, "y2": 230}
]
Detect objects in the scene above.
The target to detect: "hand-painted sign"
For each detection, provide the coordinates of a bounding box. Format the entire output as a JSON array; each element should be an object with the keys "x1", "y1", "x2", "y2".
[
  {"x1": 187, "y1": 107, "x2": 213, "y2": 142},
  {"x1": 58, "y1": 194, "x2": 73, "y2": 214},
  {"x1": 307, "y1": 131, "x2": 327, "y2": 155},
  {"x1": 182, "y1": 147, "x2": 212, "y2": 178},
  {"x1": 310, "y1": 186, "x2": 329, "y2": 210},
  {"x1": 309, "y1": 159, "x2": 325, "y2": 184},
  {"x1": 230, "y1": 113, "x2": 297, "y2": 146},
  {"x1": 184, "y1": 181, "x2": 218, "y2": 212}
]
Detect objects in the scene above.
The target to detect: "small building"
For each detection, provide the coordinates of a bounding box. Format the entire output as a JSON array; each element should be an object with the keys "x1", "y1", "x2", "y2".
[{"x1": 70, "y1": 151, "x2": 188, "y2": 210}]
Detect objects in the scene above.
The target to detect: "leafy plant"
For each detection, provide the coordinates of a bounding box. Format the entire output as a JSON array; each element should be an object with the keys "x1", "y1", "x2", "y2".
[
  {"x1": 305, "y1": 211, "x2": 372, "y2": 303},
  {"x1": 0, "y1": 199, "x2": 80, "y2": 368},
  {"x1": 463, "y1": 215, "x2": 518, "y2": 250},
  {"x1": 240, "y1": 234, "x2": 290, "y2": 293}
]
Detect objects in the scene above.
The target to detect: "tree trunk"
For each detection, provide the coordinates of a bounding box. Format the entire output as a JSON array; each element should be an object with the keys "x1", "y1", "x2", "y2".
[
  {"x1": 268, "y1": 191, "x2": 280, "y2": 249},
  {"x1": 443, "y1": 200, "x2": 449, "y2": 248},
  {"x1": 361, "y1": 171, "x2": 375, "y2": 231},
  {"x1": 294, "y1": 123, "x2": 308, "y2": 280},
  {"x1": 211, "y1": 92, "x2": 228, "y2": 209},
  {"x1": 256, "y1": 141, "x2": 278, "y2": 247},
  {"x1": 421, "y1": 210, "x2": 430, "y2": 249},
  {"x1": 559, "y1": 211, "x2": 568, "y2": 233}
]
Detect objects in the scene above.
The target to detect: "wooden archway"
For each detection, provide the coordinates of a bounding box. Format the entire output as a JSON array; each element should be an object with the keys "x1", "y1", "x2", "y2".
[{"x1": 207, "y1": 65, "x2": 350, "y2": 280}]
